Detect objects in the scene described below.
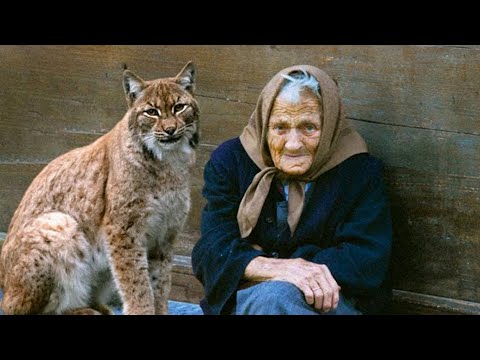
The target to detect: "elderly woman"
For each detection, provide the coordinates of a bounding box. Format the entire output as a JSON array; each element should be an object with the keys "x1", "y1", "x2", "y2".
[{"x1": 192, "y1": 65, "x2": 392, "y2": 315}]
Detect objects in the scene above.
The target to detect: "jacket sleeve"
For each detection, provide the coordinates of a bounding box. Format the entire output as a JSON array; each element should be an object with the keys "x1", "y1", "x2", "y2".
[
  {"x1": 290, "y1": 160, "x2": 392, "y2": 292},
  {"x1": 191, "y1": 150, "x2": 264, "y2": 314}
]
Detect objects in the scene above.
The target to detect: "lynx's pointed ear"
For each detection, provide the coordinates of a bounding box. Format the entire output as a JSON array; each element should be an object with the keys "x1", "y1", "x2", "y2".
[
  {"x1": 123, "y1": 70, "x2": 145, "y2": 106},
  {"x1": 175, "y1": 61, "x2": 196, "y2": 94}
]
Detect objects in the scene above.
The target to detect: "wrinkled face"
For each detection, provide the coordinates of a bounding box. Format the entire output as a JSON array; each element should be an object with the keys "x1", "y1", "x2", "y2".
[{"x1": 267, "y1": 88, "x2": 322, "y2": 176}]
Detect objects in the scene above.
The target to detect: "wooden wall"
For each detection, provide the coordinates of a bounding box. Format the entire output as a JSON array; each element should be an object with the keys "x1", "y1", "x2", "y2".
[{"x1": 1, "y1": 45, "x2": 479, "y2": 306}]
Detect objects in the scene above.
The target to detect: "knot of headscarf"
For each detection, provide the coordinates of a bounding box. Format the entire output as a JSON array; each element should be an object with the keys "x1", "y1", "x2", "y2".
[{"x1": 237, "y1": 65, "x2": 368, "y2": 239}]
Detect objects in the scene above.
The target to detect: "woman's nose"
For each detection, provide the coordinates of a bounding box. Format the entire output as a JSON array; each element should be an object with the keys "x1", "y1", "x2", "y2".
[{"x1": 284, "y1": 130, "x2": 303, "y2": 151}]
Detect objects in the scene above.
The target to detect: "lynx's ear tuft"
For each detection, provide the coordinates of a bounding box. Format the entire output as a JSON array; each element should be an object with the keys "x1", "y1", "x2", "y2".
[
  {"x1": 123, "y1": 70, "x2": 145, "y2": 105},
  {"x1": 175, "y1": 61, "x2": 196, "y2": 94}
]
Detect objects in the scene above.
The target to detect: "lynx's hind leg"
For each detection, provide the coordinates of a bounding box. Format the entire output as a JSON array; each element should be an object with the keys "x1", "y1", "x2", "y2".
[
  {"x1": 1, "y1": 212, "x2": 94, "y2": 314},
  {"x1": 0, "y1": 254, "x2": 54, "y2": 315}
]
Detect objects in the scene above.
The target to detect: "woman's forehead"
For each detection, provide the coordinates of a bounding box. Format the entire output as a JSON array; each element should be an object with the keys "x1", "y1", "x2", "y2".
[{"x1": 271, "y1": 91, "x2": 322, "y2": 116}]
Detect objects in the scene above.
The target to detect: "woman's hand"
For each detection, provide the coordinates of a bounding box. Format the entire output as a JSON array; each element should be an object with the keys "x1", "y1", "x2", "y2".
[{"x1": 244, "y1": 255, "x2": 340, "y2": 312}]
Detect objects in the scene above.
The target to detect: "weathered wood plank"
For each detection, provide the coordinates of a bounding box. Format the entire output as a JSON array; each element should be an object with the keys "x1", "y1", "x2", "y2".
[
  {"x1": 197, "y1": 96, "x2": 252, "y2": 146},
  {"x1": 443, "y1": 45, "x2": 480, "y2": 49},
  {"x1": 0, "y1": 163, "x2": 46, "y2": 231},
  {"x1": 170, "y1": 255, "x2": 204, "y2": 304},
  {"x1": 174, "y1": 230, "x2": 201, "y2": 258},
  {"x1": 169, "y1": 272, "x2": 203, "y2": 305},
  {"x1": 0, "y1": 128, "x2": 102, "y2": 163},
  {"x1": 1, "y1": 45, "x2": 478, "y2": 136},
  {"x1": 391, "y1": 289, "x2": 480, "y2": 315},
  {"x1": 353, "y1": 120, "x2": 480, "y2": 178},
  {"x1": 387, "y1": 167, "x2": 480, "y2": 303}
]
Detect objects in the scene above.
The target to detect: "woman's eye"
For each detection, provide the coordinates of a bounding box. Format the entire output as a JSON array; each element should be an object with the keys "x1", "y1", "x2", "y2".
[
  {"x1": 303, "y1": 124, "x2": 317, "y2": 133},
  {"x1": 145, "y1": 109, "x2": 159, "y2": 116},
  {"x1": 174, "y1": 104, "x2": 186, "y2": 113}
]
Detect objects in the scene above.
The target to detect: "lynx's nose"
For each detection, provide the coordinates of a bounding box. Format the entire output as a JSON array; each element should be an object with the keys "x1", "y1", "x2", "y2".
[{"x1": 164, "y1": 126, "x2": 176, "y2": 136}]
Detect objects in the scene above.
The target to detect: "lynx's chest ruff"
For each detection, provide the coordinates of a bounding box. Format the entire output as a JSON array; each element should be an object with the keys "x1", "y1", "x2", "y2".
[{"x1": 145, "y1": 184, "x2": 191, "y2": 246}]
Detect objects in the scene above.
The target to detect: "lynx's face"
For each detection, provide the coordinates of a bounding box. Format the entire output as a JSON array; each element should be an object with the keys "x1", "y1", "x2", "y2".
[
  {"x1": 123, "y1": 62, "x2": 199, "y2": 160},
  {"x1": 133, "y1": 82, "x2": 199, "y2": 156}
]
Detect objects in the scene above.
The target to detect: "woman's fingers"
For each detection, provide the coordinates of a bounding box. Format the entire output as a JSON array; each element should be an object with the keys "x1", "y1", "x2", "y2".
[
  {"x1": 310, "y1": 265, "x2": 340, "y2": 312},
  {"x1": 311, "y1": 285, "x2": 324, "y2": 310},
  {"x1": 298, "y1": 283, "x2": 315, "y2": 305},
  {"x1": 313, "y1": 277, "x2": 332, "y2": 312},
  {"x1": 319, "y1": 266, "x2": 340, "y2": 312},
  {"x1": 269, "y1": 258, "x2": 340, "y2": 312}
]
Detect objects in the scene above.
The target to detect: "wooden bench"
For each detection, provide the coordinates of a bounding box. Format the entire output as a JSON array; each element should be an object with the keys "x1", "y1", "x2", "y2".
[
  {"x1": 169, "y1": 251, "x2": 480, "y2": 315},
  {"x1": 1, "y1": 45, "x2": 479, "y2": 315},
  {"x1": 169, "y1": 245, "x2": 480, "y2": 315},
  {"x1": 2, "y1": 233, "x2": 479, "y2": 314}
]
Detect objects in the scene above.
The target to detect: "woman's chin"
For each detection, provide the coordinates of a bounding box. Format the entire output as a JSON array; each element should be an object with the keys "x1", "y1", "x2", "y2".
[{"x1": 278, "y1": 166, "x2": 309, "y2": 177}]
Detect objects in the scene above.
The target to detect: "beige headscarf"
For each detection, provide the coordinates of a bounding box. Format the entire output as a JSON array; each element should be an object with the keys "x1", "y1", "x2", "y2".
[{"x1": 237, "y1": 65, "x2": 368, "y2": 239}]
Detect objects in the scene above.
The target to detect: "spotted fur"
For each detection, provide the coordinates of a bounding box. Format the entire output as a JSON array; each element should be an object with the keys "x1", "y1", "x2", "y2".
[{"x1": 0, "y1": 62, "x2": 199, "y2": 315}]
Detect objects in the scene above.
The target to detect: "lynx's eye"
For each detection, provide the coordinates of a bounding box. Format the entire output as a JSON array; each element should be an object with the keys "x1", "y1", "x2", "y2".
[
  {"x1": 144, "y1": 108, "x2": 160, "y2": 117},
  {"x1": 173, "y1": 104, "x2": 187, "y2": 114}
]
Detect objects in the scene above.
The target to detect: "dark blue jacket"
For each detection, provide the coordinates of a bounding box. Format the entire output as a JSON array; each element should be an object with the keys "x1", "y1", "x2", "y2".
[{"x1": 192, "y1": 137, "x2": 392, "y2": 315}]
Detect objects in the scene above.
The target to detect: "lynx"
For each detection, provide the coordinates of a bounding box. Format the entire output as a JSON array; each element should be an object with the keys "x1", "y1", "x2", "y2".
[{"x1": 0, "y1": 62, "x2": 199, "y2": 315}]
